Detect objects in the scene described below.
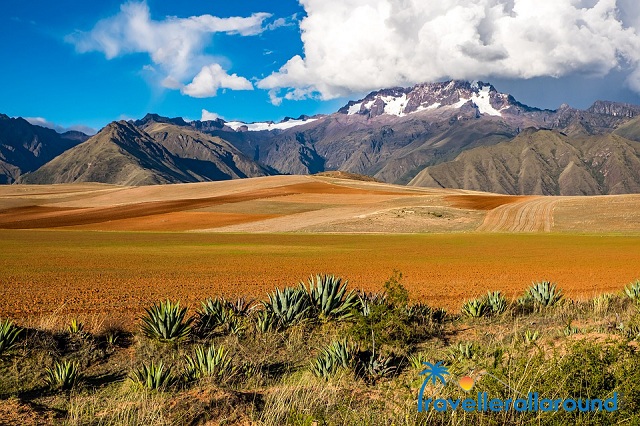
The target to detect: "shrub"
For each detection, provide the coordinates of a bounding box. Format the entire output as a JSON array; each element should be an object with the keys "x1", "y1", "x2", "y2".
[
  {"x1": 129, "y1": 360, "x2": 176, "y2": 391},
  {"x1": 263, "y1": 287, "x2": 311, "y2": 329},
  {"x1": 0, "y1": 319, "x2": 22, "y2": 356},
  {"x1": 383, "y1": 270, "x2": 409, "y2": 307},
  {"x1": 45, "y1": 360, "x2": 80, "y2": 390},
  {"x1": 522, "y1": 281, "x2": 563, "y2": 308},
  {"x1": 310, "y1": 339, "x2": 353, "y2": 380},
  {"x1": 302, "y1": 274, "x2": 358, "y2": 321},
  {"x1": 624, "y1": 280, "x2": 640, "y2": 302},
  {"x1": 183, "y1": 343, "x2": 233, "y2": 383},
  {"x1": 140, "y1": 300, "x2": 193, "y2": 342}
]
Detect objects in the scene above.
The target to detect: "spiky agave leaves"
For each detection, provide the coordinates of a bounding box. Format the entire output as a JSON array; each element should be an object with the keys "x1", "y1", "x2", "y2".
[
  {"x1": 302, "y1": 274, "x2": 358, "y2": 321},
  {"x1": 624, "y1": 280, "x2": 640, "y2": 302},
  {"x1": 485, "y1": 291, "x2": 508, "y2": 315},
  {"x1": 0, "y1": 319, "x2": 22, "y2": 356},
  {"x1": 523, "y1": 281, "x2": 563, "y2": 308},
  {"x1": 129, "y1": 360, "x2": 176, "y2": 391},
  {"x1": 263, "y1": 286, "x2": 311, "y2": 330},
  {"x1": 183, "y1": 343, "x2": 234, "y2": 383},
  {"x1": 45, "y1": 360, "x2": 80, "y2": 390},
  {"x1": 310, "y1": 339, "x2": 353, "y2": 380},
  {"x1": 461, "y1": 298, "x2": 488, "y2": 318},
  {"x1": 140, "y1": 300, "x2": 193, "y2": 342}
]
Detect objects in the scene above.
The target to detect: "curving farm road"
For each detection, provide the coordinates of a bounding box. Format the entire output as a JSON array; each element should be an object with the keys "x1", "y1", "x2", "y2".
[{"x1": 477, "y1": 196, "x2": 560, "y2": 232}]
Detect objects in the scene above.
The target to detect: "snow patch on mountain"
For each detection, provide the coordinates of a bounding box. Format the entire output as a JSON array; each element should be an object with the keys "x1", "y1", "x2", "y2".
[
  {"x1": 470, "y1": 86, "x2": 501, "y2": 116},
  {"x1": 226, "y1": 117, "x2": 317, "y2": 131}
]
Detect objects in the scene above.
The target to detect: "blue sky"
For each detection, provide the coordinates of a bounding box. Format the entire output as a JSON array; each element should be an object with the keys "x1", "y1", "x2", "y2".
[{"x1": 2, "y1": 0, "x2": 640, "y2": 134}]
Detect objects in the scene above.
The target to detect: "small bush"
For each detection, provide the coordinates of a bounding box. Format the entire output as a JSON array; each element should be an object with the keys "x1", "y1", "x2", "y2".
[
  {"x1": 183, "y1": 343, "x2": 234, "y2": 383},
  {"x1": 0, "y1": 319, "x2": 22, "y2": 356},
  {"x1": 45, "y1": 360, "x2": 80, "y2": 390},
  {"x1": 140, "y1": 300, "x2": 193, "y2": 342},
  {"x1": 129, "y1": 360, "x2": 176, "y2": 391}
]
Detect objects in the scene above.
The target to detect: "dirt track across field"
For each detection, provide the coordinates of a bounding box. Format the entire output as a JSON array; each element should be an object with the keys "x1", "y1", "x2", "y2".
[{"x1": 476, "y1": 197, "x2": 560, "y2": 232}]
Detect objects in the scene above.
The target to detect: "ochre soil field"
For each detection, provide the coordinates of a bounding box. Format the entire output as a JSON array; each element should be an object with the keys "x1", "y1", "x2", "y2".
[
  {"x1": 1, "y1": 230, "x2": 639, "y2": 327},
  {"x1": 2, "y1": 176, "x2": 640, "y2": 233}
]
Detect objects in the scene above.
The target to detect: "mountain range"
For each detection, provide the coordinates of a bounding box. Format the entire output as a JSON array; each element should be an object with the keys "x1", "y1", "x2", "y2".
[{"x1": 5, "y1": 80, "x2": 640, "y2": 195}]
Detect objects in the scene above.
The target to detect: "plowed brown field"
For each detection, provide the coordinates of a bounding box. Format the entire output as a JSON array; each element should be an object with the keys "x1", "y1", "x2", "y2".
[
  {"x1": 1, "y1": 176, "x2": 640, "y2": 326},
  {"x1": 1, "y1": 230, "x2": 639, "y2": 326}
]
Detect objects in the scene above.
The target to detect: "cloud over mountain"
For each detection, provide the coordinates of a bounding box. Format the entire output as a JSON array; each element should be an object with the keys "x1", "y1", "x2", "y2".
[
  {"x1": 67, "y1": 1, "x2": 269, "y2": 96},
  {"x1": 260, "y1": 0, "x2": 640, "y2": 102}
]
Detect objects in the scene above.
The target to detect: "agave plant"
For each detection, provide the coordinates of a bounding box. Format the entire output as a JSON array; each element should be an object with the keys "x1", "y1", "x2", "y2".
[
  {"x1": 0, "y1": 319, "x2": 22, "y2": 356},
  {"x1": 357, "y1": 351, "x2": 396, "y2": 382},
  {"x1": 356, "y1": 291, "x2": 388, "y2": 317},
  {"x1": 183, "y1": 343, "x2": 233, "y2": 383},
  {"x1": 224, "y1": 297, "x2": 256, "y2": 317},
  {"x1": 624, "y1": 280, "x2": 640, "y2": 302},
  {"x1": 523, "y1": 329, "x2": 540, "y2": 345},
  {"x1": 448, "y1": 342, "x2": 479, "y2": 361},
  {"x1": 525, "y1": 281, "x2": 563, "y2": 308},
  {"x1": 194, "y1": 298, "x2": 233, "y2": 337},
  {"x1": 461, "y1": 298, "x2": 488, "y2": 318},
  {"x1": 255, "y1": 309, "x2": 275, "y2": 333},
  {"x1": 485, "y1": 291, "x2": 508, "y2": 315},
  {"x1": 310, "y1": 339, "x2": 353, "y2": 380},
  {"x1": 140, "y1": 300, "x2": 193, "y2": 342},
  {"x1": 67, "y1": 318, "x2": 84, "y2": 334},
  {"x1": 263, "y1": 286, "x2": 311, "y2": 329},
  {"x1": 129, "y1": 360, "x2": 176, "y2": 391},
  {"x1": 45, "y1": 360, "x2": 80, "y2": 390},
  {"x1": 302, "y1": 274, "x2": 358, "y2": 321}
]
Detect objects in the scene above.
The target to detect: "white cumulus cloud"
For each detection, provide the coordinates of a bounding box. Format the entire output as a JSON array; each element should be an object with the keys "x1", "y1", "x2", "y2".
[
  {"x1": 67, "y1": 1, "x2": 270, "y2": 96},
  {"x1": 259, "y1": 0, "x2": 640, "y2": 102},
  {"x1": 201, "y1": 109, "x2": 223, "y2": 121},
  {"x1": 182, "y1": 64, "x2": 253, "y2": 97}
]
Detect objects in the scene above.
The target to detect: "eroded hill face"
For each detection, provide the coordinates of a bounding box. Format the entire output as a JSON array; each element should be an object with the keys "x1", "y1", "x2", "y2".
[
  {"x1": 410, "y1": 129, "x2": 640, "y2": 195},
  {"x1": 20, "y1": 121, "x2": 275, "y2": 185}
]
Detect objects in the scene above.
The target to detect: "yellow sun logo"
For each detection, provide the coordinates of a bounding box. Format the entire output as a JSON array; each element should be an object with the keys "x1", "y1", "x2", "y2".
[{"x1": 459, "y1": 375, "x2": 474, "y2": 392}]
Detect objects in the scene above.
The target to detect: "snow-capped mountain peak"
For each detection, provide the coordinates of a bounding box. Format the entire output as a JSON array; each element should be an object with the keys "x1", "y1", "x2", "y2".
[{"x1": 339, "y1": 80, "x2": 522, "y2": 118}]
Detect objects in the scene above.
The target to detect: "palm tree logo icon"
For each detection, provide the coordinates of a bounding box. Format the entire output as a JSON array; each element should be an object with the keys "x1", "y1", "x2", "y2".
[{"x1": 418, "y1": 361, "x2": 450, "y2": 412}]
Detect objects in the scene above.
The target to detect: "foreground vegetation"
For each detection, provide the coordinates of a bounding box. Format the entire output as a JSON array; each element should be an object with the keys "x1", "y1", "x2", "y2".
[{"x1": 1, "y1": 274, "x2": 640, "y2": 425}]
